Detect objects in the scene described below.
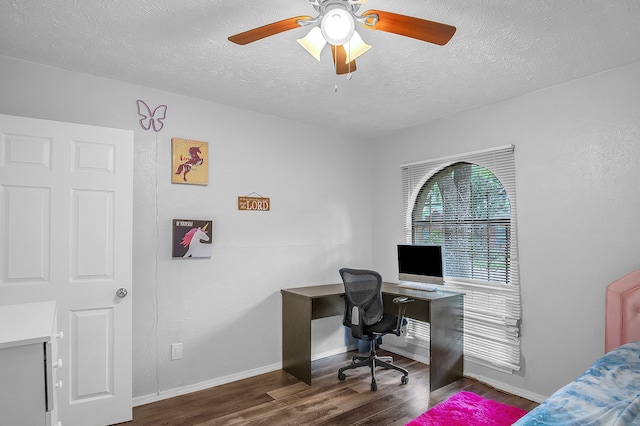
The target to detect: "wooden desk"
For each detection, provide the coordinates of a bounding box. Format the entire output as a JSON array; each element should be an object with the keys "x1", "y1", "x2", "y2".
[{"x1": 281, "y1": 283, "x2": 463, "y2": 391}]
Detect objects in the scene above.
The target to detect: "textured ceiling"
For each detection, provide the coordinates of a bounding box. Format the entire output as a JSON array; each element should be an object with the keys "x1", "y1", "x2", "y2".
[{"x1": 1, "y1": 0, "x2": 640, "y2": 137}]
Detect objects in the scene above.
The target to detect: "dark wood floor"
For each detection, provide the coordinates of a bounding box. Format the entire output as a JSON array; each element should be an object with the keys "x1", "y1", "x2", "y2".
[{"x1": 118, "y1": 350, "x2": 538, "y2": 426}]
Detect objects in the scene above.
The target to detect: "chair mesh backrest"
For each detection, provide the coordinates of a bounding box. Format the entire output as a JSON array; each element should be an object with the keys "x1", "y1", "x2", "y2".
[{"x1": 339, "y1": 268, "x2": 384, "y2": 329}]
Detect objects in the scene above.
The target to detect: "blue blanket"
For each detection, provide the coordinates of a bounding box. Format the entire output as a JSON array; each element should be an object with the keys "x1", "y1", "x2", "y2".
[{"x1": 514, "y1": 340, "x2": 640, "y2": 425}]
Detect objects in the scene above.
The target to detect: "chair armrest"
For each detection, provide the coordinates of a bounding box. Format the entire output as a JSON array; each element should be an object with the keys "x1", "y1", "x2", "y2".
[{"x1": 392, "y1": 296, "x2": 414, "y2": 335}]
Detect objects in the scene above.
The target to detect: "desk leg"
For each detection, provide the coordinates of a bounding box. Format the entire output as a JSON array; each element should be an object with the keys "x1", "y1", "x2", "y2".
[
  {"x1": 429, "y1": 295, "x2": 464, "y2": 391},
  {"x1": 282, "y1": 292, "x2": 312, "y2": 385}
]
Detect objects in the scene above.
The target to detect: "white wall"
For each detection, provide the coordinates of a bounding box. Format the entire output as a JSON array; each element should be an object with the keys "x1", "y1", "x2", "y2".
[
  {"x1": 4, "y1": 53, "x2": 640, "y2": 402},
  {"x1": 0, "y1": 56, "x2": 372, "y2": 400},
  {"x1": 372, "y1": 60, "x2": 640, "y2": 398}
]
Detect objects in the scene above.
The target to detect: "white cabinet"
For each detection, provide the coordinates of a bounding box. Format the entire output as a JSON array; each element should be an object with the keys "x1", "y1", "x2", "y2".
[{"x1": 0, "y1": 302, "x2": 59, "y2": 426}]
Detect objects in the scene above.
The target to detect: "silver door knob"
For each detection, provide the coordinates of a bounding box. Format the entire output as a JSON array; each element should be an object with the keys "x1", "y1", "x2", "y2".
[{"x1": 116, "y1": 288, "x2": 128, "y2": 298}]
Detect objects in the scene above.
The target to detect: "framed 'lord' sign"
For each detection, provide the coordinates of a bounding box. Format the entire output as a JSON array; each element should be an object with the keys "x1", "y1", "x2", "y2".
[{"x1": 238, "y1": 196, "x2": 270, "y2": 211}]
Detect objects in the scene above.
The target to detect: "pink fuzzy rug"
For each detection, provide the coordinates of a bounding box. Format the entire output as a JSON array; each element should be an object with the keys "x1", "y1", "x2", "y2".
[{"x1": 405, "y1": 391, "x2": 528, "y2": 426}]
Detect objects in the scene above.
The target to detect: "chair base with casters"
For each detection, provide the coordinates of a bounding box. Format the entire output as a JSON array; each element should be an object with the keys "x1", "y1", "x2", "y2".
[{"x1": 338, "y1": 336, "x2": 409, "y2": 391}]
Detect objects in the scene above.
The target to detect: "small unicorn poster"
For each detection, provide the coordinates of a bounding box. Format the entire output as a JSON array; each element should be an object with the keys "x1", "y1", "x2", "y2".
[
  {"x1": 172, "y1": 219, "x2": 213, "y2": 258},
  {"x1": 172, "y1": 138, "x2": 208, "y2": 185}
]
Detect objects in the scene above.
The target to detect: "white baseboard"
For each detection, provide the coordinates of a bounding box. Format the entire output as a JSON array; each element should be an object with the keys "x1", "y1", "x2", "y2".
[
  {"x1": 133, "y1": 345, "x2": 357, "y2": 407},
  {"x1": 134, "y1": 345, "x2": 548, "y2": 408},
  {"x1": 382, "y1": 346, "x2": 548, "y2": 403},
  {"x1": 312, "y1": 344, "x2": 357, "y2": 361},
  {"x1": 379, "y1": 344, "x2": 430, "y2": 365},
  {"x1": 133, "y1": 362, "x2": 282, "y2": 407},
  {"x1": 464, "y1": 372, "x2": 547, "y2": 403}
]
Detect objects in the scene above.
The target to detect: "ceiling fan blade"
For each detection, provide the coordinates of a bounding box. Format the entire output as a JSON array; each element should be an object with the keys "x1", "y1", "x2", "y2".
[
  {"x1": 361, "y1": 10, "x2": 456, "y2": 45},
  {"x1": 228, "y1": 16, "x2": 312, "y2": 45},
  {"x1": 331, "y1": 45, "x2": 357, "y2": 75}
]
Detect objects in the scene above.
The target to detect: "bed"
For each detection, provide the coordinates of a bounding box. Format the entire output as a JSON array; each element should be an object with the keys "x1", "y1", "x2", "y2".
[{"x1": 514, "y1": 269, "x2": 640, "y2": 425}]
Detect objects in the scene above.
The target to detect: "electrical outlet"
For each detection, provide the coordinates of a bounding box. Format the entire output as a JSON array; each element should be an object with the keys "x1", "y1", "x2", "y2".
[{"x1": 171, "y1": 343, "x2": 183, "y2": 360}]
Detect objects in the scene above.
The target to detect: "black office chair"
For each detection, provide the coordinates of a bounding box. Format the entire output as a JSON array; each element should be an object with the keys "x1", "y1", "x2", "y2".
[{"x1": 338, "y1": 268, "x2": 413, "y2": 391}]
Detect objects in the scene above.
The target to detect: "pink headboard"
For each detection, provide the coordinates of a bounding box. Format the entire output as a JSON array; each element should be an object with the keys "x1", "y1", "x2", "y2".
[{"x1": 605, "y1": 268, "x2": 640, "y2": 353}]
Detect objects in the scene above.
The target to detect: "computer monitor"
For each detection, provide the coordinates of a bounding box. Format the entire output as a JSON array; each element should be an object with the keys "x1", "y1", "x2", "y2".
[{"x1": 397, "y1": 244, "x2": 443, "y2": 285}]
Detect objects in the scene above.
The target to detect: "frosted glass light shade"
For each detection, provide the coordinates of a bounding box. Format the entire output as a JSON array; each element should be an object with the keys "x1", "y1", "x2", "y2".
[
  {"x1": 297, "y1": 27, "x2": 327, "y2": 62},
  {"x1": 343, "y1": 30, "x2": 371, "y2": 63},
  {"x1": 320, "y1": 7, "x2": 355, "y2": 46}
]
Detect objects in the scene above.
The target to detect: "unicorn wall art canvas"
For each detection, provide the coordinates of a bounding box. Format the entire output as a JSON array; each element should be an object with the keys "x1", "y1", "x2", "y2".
[
  {"x1": 172, "y1": 219, "x2": 213, "y2": 258},
  {"x1": 171, "y1": 138, "x2": 208, "y2": 185}
]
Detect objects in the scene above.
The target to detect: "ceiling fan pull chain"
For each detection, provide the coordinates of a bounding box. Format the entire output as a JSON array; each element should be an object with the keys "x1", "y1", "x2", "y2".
[
  {"x1": 346, "y1": 39, "x2": 353, "y2": 80},
  {"x1": 334, "y1": 46, "x2": 339, "y2": 92},
  {"x1": 334, "y1": 44, "x2": 338, "y2": 75}
]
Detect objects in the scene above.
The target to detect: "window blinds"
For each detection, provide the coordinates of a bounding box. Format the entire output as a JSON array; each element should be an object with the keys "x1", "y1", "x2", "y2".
[{"x1": 401, "y1": 145, "x2": 521, "y2": 373}]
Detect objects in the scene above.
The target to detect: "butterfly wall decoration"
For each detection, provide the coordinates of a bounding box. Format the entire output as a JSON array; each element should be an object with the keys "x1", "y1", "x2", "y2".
[{"x1": 136, "y1": 99, "x2": 167, "y2": 132}]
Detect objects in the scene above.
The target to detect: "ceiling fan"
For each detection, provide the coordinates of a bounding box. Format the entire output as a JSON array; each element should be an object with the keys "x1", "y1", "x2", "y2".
[{"x1": 228, "y1": 0, "x2": 456, "y2": 75}]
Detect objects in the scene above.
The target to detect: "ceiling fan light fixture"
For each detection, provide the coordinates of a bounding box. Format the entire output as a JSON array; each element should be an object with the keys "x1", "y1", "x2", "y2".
[
  {"x1": 344, "y1": 30, "x2": 371, "y2": 63},
  {"x1": 297, "y1": 27, "x2": 327, "y2": 61},
  {"x1": 320, "y1": 6, "x2": 355, "y2": 46},
  {"x1": 228, "y1": 2, "x2": 457, "y2": 75}
]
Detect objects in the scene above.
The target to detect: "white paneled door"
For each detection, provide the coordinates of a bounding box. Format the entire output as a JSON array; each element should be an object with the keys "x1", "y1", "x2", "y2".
[{"x1": 0, "y1": 114, "x2": 133, "y2": 425}]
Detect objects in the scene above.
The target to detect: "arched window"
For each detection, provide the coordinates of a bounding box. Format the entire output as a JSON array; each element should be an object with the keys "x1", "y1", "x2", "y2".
[
  {"x1": 401, "y1": 146, "x2": 521, "y2": 372},
  {"x1": 413, "y1": 162, "x2": 511, "y2": 284}
]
